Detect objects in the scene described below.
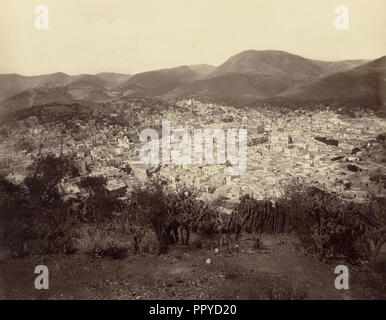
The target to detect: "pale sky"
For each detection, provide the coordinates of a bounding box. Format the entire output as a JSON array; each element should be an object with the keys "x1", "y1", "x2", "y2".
[{"x1": 0, "y1": 0, "x2": 385, "y2": 75}]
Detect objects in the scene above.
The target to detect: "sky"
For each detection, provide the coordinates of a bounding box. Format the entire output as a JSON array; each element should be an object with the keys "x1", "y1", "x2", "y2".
[{"x1": 0, "y1": 0, "x2": 385, "y2": 75}]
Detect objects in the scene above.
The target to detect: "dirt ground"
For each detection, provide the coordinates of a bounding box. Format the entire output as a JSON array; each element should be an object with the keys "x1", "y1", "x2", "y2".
[{"x1": 0, "y1": 234, "x2": 385, "y2": 300}]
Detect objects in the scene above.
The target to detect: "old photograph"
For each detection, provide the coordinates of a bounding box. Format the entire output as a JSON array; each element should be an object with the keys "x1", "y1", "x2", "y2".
[{"x1": 0, "y1": 0, "x2": 385, "y2": 302}]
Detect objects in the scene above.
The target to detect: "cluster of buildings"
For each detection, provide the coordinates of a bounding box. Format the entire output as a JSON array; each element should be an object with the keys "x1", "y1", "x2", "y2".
[{"x1": 0, "y1": 99, "x2": 385, "y2": 204}]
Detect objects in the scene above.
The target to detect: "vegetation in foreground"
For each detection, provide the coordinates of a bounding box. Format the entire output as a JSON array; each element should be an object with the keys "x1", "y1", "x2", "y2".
[{"x1": 0, "y1": 154, "x2": 385, "y2": 299}]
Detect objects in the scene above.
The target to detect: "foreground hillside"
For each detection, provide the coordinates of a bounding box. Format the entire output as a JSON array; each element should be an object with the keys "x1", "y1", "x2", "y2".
[{"x1": 1, "y1": 234, "x2": 385, "y2": 300}]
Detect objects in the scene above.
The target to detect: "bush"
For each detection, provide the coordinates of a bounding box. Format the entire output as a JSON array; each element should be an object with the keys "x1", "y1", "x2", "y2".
[
  {"x1": 0, "y1": 154, "x2": 126, "y2": 257},
  {"x1": 75, "y1": 225, "x2": 111, "y2": 254},
  {"x1": 229, "y1": 181, "x2": 385, "y2": 264},
  {"x1": 138, "y1": 230, "x2": 160, "y2": 255},
  {"x1": 3, "y1": 207, "x2": 78, "y2": 257},
  {"x1": 0, "y1": 155, "x2": 81, "y2": 257},
  {"x1": 252, "y1": 237, "x2": 265, "y2": 250},
  {"x1": 75, "y1": 224, "x2": 128, "y2": 259},
  {"x1": 286, "y1": 184, "x2": 385, "y2": 262},
  {"x1": 129, "y1": 180, "x2": 172, "y2": 253},
  {"x1": 129, "y1": 179, "x2": 204, "y2": 253}
]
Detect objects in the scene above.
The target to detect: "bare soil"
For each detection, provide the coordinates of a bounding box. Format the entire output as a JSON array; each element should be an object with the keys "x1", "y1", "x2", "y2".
[{"x1": 1, "y1": 234, "x2": 385, "y2": 300}]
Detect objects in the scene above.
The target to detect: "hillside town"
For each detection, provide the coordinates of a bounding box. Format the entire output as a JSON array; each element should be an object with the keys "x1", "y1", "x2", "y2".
[{"x1": 0, "y1": 99, "x2": 385, "y2": 207}]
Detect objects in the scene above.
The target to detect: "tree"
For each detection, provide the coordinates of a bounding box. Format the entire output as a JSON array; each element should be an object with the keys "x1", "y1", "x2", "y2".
[
  {"x1": 165, "y1": 184, "x2": 204, "y2": 245},
  {"x1": 0, "y1": 175, "x2": 26, "y2": 215},
  {"x1": 129, "y1": 180, "x2": 205, "y2": 252},
  {"x1": 77, "y1": 175, "x2": 119, "y2": 224},
  {"x1": 24, "y1": 154, "x2": 79, "y2": 207},
  {"x1": 77, "y1": 175, "x2": 107, "y2": 193},
  {"x1": 130, "y1": 180, "x2": 170, "y2": 253},
  {"x1": 284, "y1": 181, "x2": 385, "y2": 262}
]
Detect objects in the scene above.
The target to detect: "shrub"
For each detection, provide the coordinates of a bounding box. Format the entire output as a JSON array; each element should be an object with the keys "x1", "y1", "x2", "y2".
[
  {"x1": 138, "y1": 230, "x2": 160, "y2": 255},
  {"x1": 191, "y1": 238, "x2": 203, "y2": 249},
  {"x1": 129, "y1": 181, "x2": 170, "y2": 253},
  {"x1": 129, "y1": 179, "x2": 204, "y2": 253},
  {"x1": 0, "y1": 154, "x2": 125, "y2": 257},
  {"x1": 75, "y1": 225, "x2": 111, "y2": 254},
  {"x1": 286, "y1": 184, "x2": 385, "y2": 262},
  {"x1": 0, "y1": 156, "x2": 81, "y2": 257},
  {"x1": 100, "y1": 247, "x2": 128, "y2": 260},
  {"x1": 75, "y1": 224, "x2": 128, "y2": 259},
  {"x1": 252, "y1": 237, "x2": 265, "y2": 250},
  {"x1": 3, "y1": 207, "x2": 78, "y2": 257},
  {"x1": 229, "y1": 181, "x2": 385, "y2": 264}
]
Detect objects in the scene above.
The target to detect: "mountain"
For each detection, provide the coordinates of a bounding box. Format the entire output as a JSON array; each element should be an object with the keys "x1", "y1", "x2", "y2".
[
  {"x1": 0, "y1": 50, "x2": 383, "y2": 114},
  {"x1": 173, "y1": 51, "x2": 379, "y2": 105},
  {"x1": 35, "y1": 72, "x2": 72, "y2": 86},
  {"x1": 312, "y1": 59, "x2": 368, "y2": 77},
  {"x1": 0, "y1": 72, "x2": 131, "y2": 103},
  {"x1": 282, "y1": 56, "x2": 385, "y2": 106},
  {"x1": 118, "y1": 64, "x2": 215, "y2": 96},
  {"x1": 209, "y1": 50, "x2": 322, "y2": 80},
  {"x1": 0, "y1": 74, "x2": 114, "y2": 114},
  {"x1": 64, "y1": 74, "x2": 111, "y2": 89},
  {"x1": 174, "y1": 50, "x2": 325, "y2": 101},
  {"x1": 184, "y1": 64, "x2": 216, "y2": 79},
  {"x1": 95, "y1": 72, "x2": 132, "y2": 87}
]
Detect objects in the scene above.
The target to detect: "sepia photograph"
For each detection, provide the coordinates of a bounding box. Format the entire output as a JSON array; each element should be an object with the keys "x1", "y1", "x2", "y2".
[{"x1": 0, "y1": 0, "x2": 385, "y2": 305}]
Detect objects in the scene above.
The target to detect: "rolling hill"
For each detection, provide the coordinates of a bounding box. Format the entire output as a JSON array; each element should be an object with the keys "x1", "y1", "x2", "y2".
[
  {"x1": 209, "y1": 50, "x2": 322, "y2": 80},
  {"x1": 118, "y1": 64, "x2": 215, "y2": 97},
  {"x1": 94, "y1": 73, "x2": 132, "y2": 87},
  {"x1": 281, "y1": 56, "x2": 385, "y2": 106},
  {"x1": 0, "y1": 72, "x2": 130, "y2": 103},
  {"x1": 173, "y1": 50, "x2": 340, "y2": 101},
  {"x1": 0, "y1": 74, "x2": 115, "y2": 114},
  {"x1": 311, "y1": 59, "x2": 369, "y2": 77},
  {"x1": 0, "y1": 50, "x2": 383, "y2": 114}
]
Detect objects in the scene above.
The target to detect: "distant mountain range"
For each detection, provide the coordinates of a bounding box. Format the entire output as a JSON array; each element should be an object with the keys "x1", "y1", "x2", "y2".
[
  {"x1": 0, "y1": 50, "x2": 384, "y2": 114},
  {"x1": 282, "y1": 56, "x2": 385, "y2": 102},
  {"x1": 117, "y1": 64, "x2": 214, "y2": 97}
]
